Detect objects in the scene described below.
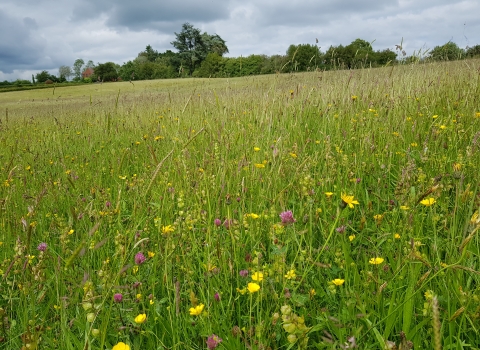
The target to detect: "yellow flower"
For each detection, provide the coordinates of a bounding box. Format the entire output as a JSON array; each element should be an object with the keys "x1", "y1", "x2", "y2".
[
  {"x1": 112, "y1": 342, "x2": 130, "y2": 350},
  {"x1": 162, "y1": 225, "x2": 175, "y2": 234},
  {"x1": 410, "y1": 142, "x2": 417, "y2": 147},
  {"x1": 373, "y1": 214, "x2": 383, "y2": 222},
  {"x1": 400, "y1": 205, "x2": 409, "y2": 210},
  {"x1": 148, "y1": 251, "x2": 155, "y2": 258},
  {"x1": 134, "y1": 313, "x2": 147, "y2": 324},
  {"x1": 189, "y1": 304, "x2": 205, "y2": 316},
  {"x1": 309, "y1": 289, "x2": 316, "y2": 297},
  {"x1": 331, "y1": 278, "x2": 345, "y2": 286},
  {"x1": 341, "y1": 194, "x2": 359, "y2": 209},
  {"x1": 476, "y1": 112, "x2": 480, "y2": 118},
  {"x1": 420, "y1": 198, "x2": 436, "y2": 206},
  {"x1": 254, "y1": 163, "x2": 265, "y2": 168},
  {"x1": 440, "y1": 125, "x2": 446, "y2": 130},
  {"x1": 68, "y1": 229, "x2": 74, "y2": 235},
  {"x1": 236, "y1": 287, "x2": 247, "y2": 295},
  {"x1": 432, "y1": 115, "x2": 438, "y2": 119},
  {"x1": 247, "y1": 282, "x2": 261, "y2": 293},
  {"x1": 289, "y1": 152, "x2": 297, "y2": 158},
  {"x1": 394, "y1": 233, "x2": 401, "y2": 239},
  {"x1": 348, "y1": 234, "x2": 355, "y2": 242},
  {"x1": 369, "y1": 257, "x2": 384, "y2": 265},
  {"x1": 284, "y1": 269, "x2": 296, "y2": 280},
  {"x1": 251, "y1": 272, "x2": 264, "y2": 281},
  {"x1": 254, "y1": 147, "x2": 260, "y2": 152},
  {"x1": 453, "y1": 163, "x2": 462, "y2": 171},
  {"x1": 351, "y1": 95, "x2": 357, "y2": 101},
  {"x1": 325, "y1": 192, "x2": 334, "y2": 198},
  {"x1": 247, "y1": 213, "x2": 260, "y2": 219}
]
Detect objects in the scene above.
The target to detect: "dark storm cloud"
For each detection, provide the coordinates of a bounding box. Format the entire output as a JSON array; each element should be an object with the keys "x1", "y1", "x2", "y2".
[
  {"x1": 71, "y1": 0, "x2": 231, "y2": 31},
  {"x1": 0, "y1": 10, "x2": 46, "y2": 73},
  {"x1": 254, "y1": 0, "x2": 399, "y2": 27}
]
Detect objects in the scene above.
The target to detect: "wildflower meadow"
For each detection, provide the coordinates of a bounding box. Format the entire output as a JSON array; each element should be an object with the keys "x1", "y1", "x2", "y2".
[{"x1": 1, "y1": 59, "x2": 480, "y2": 349}]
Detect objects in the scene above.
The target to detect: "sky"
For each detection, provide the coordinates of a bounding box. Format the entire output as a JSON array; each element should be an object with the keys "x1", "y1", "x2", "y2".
[{"x1": 1, "y1": 0, "x2": 479, "y2": 81}]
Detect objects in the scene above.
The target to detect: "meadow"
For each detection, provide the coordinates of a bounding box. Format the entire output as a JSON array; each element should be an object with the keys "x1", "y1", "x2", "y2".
[{"x1": 0, "y1": 59, "x2": 480, "y2": 349}]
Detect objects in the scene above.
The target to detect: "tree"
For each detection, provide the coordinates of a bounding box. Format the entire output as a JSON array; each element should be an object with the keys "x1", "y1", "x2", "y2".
[
  {"x1": 171, "y1": 23, "x2": 228, "y2": 75},
  {"x1": 94, "y1": 62, "x2": 118, "y2": 81},
  {"x1": 171, "y1": 23, "x2": 207, "y2": 75},
  {"x1": 202, "y1": 34, "x2": 229, "y2": 56},
  {"x1": 344, "y1": 39, "x2": 375, "y2": 68},
  {"x1": 429, "y1": 42, "x2": 465, "y2": 61},
  {"x1": 466, "y1": 45, "x2": 480, "y2": 58},
  {"x1": 286, "y1": 44, "x2": 321, "y2": 71},
  {"x1": 35, "y1": 70, "x2": 58, "y2": 83},
  {"x1": 196, "y1": 53, "x2": 225, "y2": 77},
  {"x1": 73, "y1": 59, "x2": 85, "y2": 81},
  {"x1": 59, "y1": 65, "x2": 72, "y2": 81}
]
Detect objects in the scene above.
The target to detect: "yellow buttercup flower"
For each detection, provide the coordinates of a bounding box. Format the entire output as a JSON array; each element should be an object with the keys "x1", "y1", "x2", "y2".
[
  {"x1": 254, "y1": 147, "x2": 260, "y2": 152},
  {"x1": 284, "y1": 269, "x2": 296, "y2": 280},
  {"x1": 112, "y1": 342, "x2": 131, "y2": 350},
  {"x1": 369, "y1": 257, "x2": 384, "y2": 265},
  {"x1": 162, "y1": 225, "x2": 175, "y2": 234},
  {"x1": 189, "y1": 304, "x2": 205, "y2": 316},
  {"x1": 134, "y1": 313, "x2": 147, "y2": 324},
  {"x1": 341, "y1": 194, "x2": 359, "y2": 208},
  {"x1": 251, "y1": 272, "x2": 264, "y2": 281},
  {"x1": 254, "y1": 163, "x2": 265, "y2": 168},
  {"x1": 331, "y1": 279, "x2": 345, "y2": 286},
  {"x1": 420, "y1": 198, "x2": 436, "y2": 206},
  {"x1": 247, "y1": 282, "x2": 261, "y2": 293}
]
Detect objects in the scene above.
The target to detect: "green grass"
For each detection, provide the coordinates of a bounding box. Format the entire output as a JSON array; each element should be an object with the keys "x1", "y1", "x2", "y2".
[{"x1": 1, "y1": 60, "x2": 480, "y2": 349}]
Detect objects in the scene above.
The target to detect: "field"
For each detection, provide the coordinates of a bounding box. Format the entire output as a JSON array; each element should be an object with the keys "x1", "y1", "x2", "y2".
[{"x1": 1, "y1": 60, "x2": 480, "y2": 349}]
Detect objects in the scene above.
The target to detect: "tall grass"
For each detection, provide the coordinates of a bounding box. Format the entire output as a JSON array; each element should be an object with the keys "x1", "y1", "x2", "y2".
[{"x1": 0, "y1": 59, "x2": 479, "y2": 349}]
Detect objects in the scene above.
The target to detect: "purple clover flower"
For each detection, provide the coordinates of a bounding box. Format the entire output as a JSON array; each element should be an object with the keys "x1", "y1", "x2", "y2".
[
  {"x1": 239, "y1": 269, "x2": 249, "y2": 277},
  {"x1": 206, "y1": 334, "x2": 223, "y2": 349},
  {"x1": 113, "y1": 293, "x2": 123, "y2": 303},
  {"x1": 214, "y1": 218, "x2": 222, "y2": 227},
  {"x1": 279, "y1": 210, "x2": 296, "y2": 225},
  {"x1": 135, "y1": 252, "x2": 146, "y2": 265},
  {"x1": 37, "y1": 242, "x2": 47, "y2": 251}
]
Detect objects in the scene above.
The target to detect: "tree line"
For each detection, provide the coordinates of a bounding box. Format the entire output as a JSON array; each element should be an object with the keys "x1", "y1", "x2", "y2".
[{"x1": 3, "y1": 23, "x2": 480, "y2": 88}]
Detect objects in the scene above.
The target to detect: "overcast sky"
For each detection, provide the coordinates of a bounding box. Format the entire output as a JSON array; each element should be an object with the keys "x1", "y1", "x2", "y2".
[{"x1": 1, "y1": 0, "x2": 479, "y2": 81}]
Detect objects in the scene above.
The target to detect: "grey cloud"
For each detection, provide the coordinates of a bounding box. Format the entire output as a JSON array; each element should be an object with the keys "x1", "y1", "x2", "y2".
[
  {"x1": 71, "y1": 0, "x2": 231, "y2": 31},
  {"x1": 0, "y1": 11, "x2": 46, "y2": 73}
]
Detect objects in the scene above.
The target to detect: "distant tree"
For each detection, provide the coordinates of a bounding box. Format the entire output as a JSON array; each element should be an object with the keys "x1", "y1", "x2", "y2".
[
  {"x1": 59, "y1": 65, "x2": 72, "y2": 81},
  {"x1": 196, "y1": 53, "x2": 225, "y2": 77},
  {"x1": 286, "y1": 44, "x2": 321, "y2": 71},
  {"x1": 466, "y1": 45, "x2": 480, "y2": 58},
  {"x1": 35, "y1": 70, "x2": 53, "y2": 83},
  {"x1": 171, "y1": 23, "x2": 228, "y2": 75},
  {"x1": 344, "y1": 39, "x2": 375, "y2": 68},
  {"x1": 85, "y1": 60, "x2": 95, "y2": 69},
  {"x1": 94, "y1": 62, "x2": 118, "y2": 81},
  {"x1": 171, "y1": 23, "x2": 207, "y2": 75},
  {"x1": 32, "y1": 74, "x2": 36, "y2": 85},
  {"x1": 375, "y1": 49, "x2": 397, "y2": 66},
  {"x1": 202, "y1": 34, "x2": 229, "y2": 56},
  {"x1": 73, "y1": 59, "x2": 85, "y2": 81},
  {"x1": 429, "y1": 42, "x2": 465, "y2": 61}
]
